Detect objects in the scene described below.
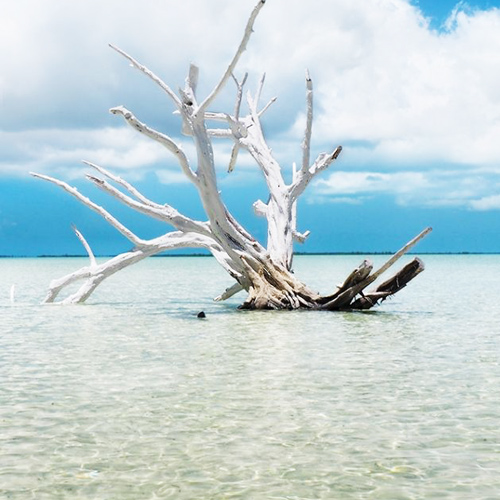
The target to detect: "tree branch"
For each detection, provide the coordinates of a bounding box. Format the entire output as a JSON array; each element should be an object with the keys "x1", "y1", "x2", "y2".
[
  {"x1": 232, "y1": 72, "x2": 248, "y2": 120},
  {"x1": 293, "y1": 230, "x2": 310, "y2": 243},
  {"x1": 242, "y1": 92, "x2": 285, "y2": 192},
  {"x1": 206, "y1": 128, "x2": 233, "y2": 137},
  {"x1": 84, "y1": 169, "x2": 210, "y2": 236},
  {"x1": 258, "y1": 96, "x2": 277, "y2": 117},
  {"x1": 228, "y1": 144, "x2": 240, "y2": 173},
  {"x1": 289, "y1": 145, "x2": 342, "y2": 201},
  {"x1": 199, "y1": 0, "x2": 266, "y2": 113},
  {"x1": 43, "y1": 231, "x2": 240, "y2": 304},
  {"x1": 255, "y1": 73, "x2": 266, "y2": 108},
  {"x1": 253, "y1": 199, "x2": 268, "y2": 217},
  {"x1": 110, "y1": 106, "x2": 198, "y2": 185},
  {"x1": 320, "y1": 227, "x2": 432, "y2": 310},
  {"x1": 109, "y1": 44, "x2": 182, "y2": 109},
  {"x1": 31, "y1": 172, "x2": 145, "y2": 247},
  {"x1": 186, "y1": 63, "x2": 199, "y2": 100},
  {"x1": 350, "y1": 258, "x2": 425, "y2": 309},
  {"x1": 82, "y1": 161, "x2": 157, "y2": 207},
  {"x1": 72, "y1": 225, "x2": 97, "y2": 267},
  {"x1": 214, "y1": 282, "x2": 244, "y2": 302},
  {"x1": 302, "y1": 70, "x2": 313, "y2": 173}
]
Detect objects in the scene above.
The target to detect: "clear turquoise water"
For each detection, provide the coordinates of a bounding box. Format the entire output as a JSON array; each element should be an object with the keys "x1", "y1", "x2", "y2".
[{"x1": 1, "y1": 255, "x2": 499, "y2": 499}]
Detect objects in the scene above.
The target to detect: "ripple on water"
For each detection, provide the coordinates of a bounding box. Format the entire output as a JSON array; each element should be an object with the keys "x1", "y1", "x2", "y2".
[{"x1": 1, "y1": 256, "x2": 500, "y2": 498}]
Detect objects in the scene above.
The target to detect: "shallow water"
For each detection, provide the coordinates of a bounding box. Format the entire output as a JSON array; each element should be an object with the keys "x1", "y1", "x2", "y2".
[{"x1": 1, "y1": 255, "x2": 500, "y2": 499}]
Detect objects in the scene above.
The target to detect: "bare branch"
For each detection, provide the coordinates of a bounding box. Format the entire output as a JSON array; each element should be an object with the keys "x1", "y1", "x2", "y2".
[
  {"x1": 207, "y1": 128, "x2": 233, "y2": 138},
  {"x1": 228, "y1": 144, "x2": 240, "y2": 173},
  {"x1": 72, "y1": 226, "x2": 97, "y2": 267},
  {"x1": 289, "y1": 145, "x2": 342, "y2": 201},
  {"x1": 214, "y1": 282, "x2": 244, "y2": 302},
  {"x1": 351, "y1": 258, "x2": 425, "y2": 309},
  {"x1": 85, "y1": 172, "x2": 211, "y2": 236},
  {"x1": 31, "y1": 172, "x2": 145, "y2": 247},
  {"x1": 199, "y1": 0, "x2": 266, "y2": 112},
  {"x1": 242, "y1": 92, "x2": 285, "y2": 191},
  {"x1": 83, "y1": 161, "x2": 157, "y2": 207},
  {"x1": 204, "y1": 112, "x2": 232, "y2": 122},
  {"x1": 302, "y1": 70, "x2": 313, "y2": 173},
  {"x1": 320, "y1": 227, "x2": 432, "y2": 310},
  {"x1": 110, "y1": 106, "x2": 198, "y2": 184},
  {"x1": 225, "y1": 113, "x2": 247, "y2": 139},
  {"x1": 311, "y1": 145, "x2": 343, "y2": 176},
  {"x1": 366, "y1": 227, "x2": 432, "y2": 282},
  {"x1": 253, "y1": 199, "x2": 268, "y2": 217},
  {"x1": 293, "y1": 230, "x2": 310, "y2": 244},
  {"x1": 258, "y1": 96, "x2": 277, "y2": 117},
  {"x1": 109, "y1": 44, "x2": 182, "y2": 109},
  {"x1": 291, "y1": 162, "x2": 299, "y2": 239},
  {"x1": 232, "y1": 72, "x2": 248, "y2": 120},
  {"x1": 179, "y1": 64, "x2": 200, "y2": 135},
  {"x1": 186, "y1": 64, "x2": 199, "y2": 99},
  {"x1": 255, "y1": 73, "x2": 266, "y2": 108},
  {"x1": 43, "y1": 231, "x2": 226, "y2": 304}
]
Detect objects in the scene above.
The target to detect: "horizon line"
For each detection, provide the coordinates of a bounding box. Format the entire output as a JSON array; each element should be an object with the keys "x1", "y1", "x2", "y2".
[{"x1": 2, "y1": 251, "x2": 500, "y2": 258}]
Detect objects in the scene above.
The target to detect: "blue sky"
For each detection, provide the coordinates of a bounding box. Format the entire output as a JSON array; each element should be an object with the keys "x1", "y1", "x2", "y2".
[{"x1": 1, "y1": 0, "x2": 500, "y2": 256}]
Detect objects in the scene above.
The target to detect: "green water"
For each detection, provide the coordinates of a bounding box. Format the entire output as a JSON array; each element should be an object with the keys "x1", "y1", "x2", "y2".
[{"x1": 1, "y1": 255, "x2": 499, "y2": 498}]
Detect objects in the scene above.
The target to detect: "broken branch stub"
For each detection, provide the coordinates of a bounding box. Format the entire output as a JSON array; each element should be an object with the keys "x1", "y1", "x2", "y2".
[{"x1": 32, "y1": 0, "x2": 431, "y2": 310}]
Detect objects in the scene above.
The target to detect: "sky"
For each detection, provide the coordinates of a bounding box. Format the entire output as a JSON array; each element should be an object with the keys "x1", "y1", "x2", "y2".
[{"x1": 1, "y1": 0, "x2": 500, "y2": 256}]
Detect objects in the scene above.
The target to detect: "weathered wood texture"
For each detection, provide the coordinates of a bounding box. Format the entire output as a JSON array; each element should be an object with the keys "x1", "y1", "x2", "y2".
[{"x1": 32, "y1": 0, "x2": 431, "y2": 309}]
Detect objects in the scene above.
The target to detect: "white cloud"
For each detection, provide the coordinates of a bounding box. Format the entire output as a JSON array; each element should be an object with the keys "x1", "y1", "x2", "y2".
[
  {"x1": 313, "y1": 170, "x2": 431, "y2": 206},
  {"x1": 470, "y1": 194, "x2": 500, "y2": 211},
  {"x1": 1, "y1": 0, "x2": 500, "y2": 209},
  {"x1": 315, "y1": 171, "x2": 428, "y2": 196},
  {"x1": 312, "y1": 168, "x2": 500, "y2": 209},
  {"x1": 283, "y1": 1, "x2": 500, "y2": 169},
  {"x1": 155, "y1": 170, "x2": 190, "y2": 185},
  {"x1": 0, "y1": 127, "x2": 176, "y2": 179}
]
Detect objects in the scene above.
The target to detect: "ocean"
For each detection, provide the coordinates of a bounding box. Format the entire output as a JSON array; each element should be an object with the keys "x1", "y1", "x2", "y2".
[{"x1": 1, "y1": 255, "x2": 499, "y2": 499}]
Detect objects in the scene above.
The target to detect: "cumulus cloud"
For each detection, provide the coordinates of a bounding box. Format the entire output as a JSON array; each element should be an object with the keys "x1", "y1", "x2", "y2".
[
  {"x1": 1, "y1": 0, "x2": 500, "y2": 209},
  {"x1": 0, "y1": 127, "x2": 176, "y2": 179},
  {"x1": 470, "y1": 194, "x2": 500, "y2": 210},
  {"x1": 312, "y1": 170, "x2": 430, "y2": 206},
  {"x1": 274, "y1": 1, "x2": 500, "y2": 169},
  {"x1": 312, "y1": 167, "x2": 500, "y2": 209},
  {"x1": 315, "y1": 171, "x2": 428, "y2": 196}
]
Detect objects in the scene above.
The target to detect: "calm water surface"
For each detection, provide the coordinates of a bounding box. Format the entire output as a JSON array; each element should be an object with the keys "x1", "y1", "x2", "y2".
[{"x1": 1, "y1": 255, "x2": 499, "y2": 499}]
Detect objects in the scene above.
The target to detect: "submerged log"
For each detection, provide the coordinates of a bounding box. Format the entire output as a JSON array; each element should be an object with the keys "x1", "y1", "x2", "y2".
[
  {"x1": 236, "y1": 228, "x2": 431, "y2": 311},
  {"x1": 317, "y1": 228, "x2": 431, "y2": 311},
  {"x1": 350, "y1": 258, "x2": 425, "y2": 310}
]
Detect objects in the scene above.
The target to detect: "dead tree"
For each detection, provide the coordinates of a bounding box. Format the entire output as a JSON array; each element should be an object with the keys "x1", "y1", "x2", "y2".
[{"x1": 32, "y1": 0, "x2": 431, "y2": 309}]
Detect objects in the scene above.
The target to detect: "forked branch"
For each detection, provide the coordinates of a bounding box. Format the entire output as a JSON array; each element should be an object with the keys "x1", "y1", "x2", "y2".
[
  {"x1": 199, "y1": 0, "x2": 266, "y2": 113},
  {"x1": 33, "y1": 0, "x2": 431, "y2": 310},
  {"x1": 109, "y1": 106, "x2": 198, "y2": 184}
]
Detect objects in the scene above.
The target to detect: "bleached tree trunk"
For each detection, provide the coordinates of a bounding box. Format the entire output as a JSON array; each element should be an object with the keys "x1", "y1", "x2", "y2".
[{"x1": 32, "y1": 0, "x2": 431, "y2": 310}]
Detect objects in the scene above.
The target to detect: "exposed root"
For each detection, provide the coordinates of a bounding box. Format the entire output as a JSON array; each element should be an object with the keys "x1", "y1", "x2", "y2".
[
  {"x1": 239, "y1": 255, "x2": 318, "y2": 310},
  {"x1": 239, "y1": 230, "x2": 431, "y2": 311}
]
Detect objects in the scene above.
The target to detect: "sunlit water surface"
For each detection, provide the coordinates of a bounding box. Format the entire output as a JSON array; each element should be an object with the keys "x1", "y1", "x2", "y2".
[{"x1": 1, "y1": 255, "x2": 500, "y2": 499}]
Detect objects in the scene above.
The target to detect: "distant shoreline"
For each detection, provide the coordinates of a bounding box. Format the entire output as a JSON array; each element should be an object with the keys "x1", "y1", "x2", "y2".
[{"x1": 1, "y1": 252, "x2": 500, "y2": 258}]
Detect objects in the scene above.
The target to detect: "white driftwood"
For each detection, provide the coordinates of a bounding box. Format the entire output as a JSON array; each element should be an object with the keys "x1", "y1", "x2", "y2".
[{"x1": 33, "y1": 0, "x2": 431, "y2": 309}]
